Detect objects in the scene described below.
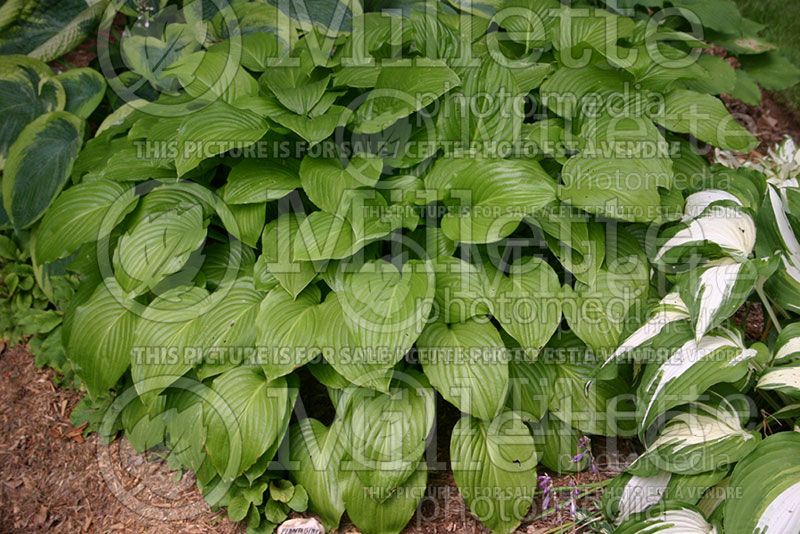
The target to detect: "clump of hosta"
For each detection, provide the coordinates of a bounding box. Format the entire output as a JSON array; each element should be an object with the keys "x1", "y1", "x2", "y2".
[{"x1": 12, "y1": 1, "x2": 800, "y2": 534}]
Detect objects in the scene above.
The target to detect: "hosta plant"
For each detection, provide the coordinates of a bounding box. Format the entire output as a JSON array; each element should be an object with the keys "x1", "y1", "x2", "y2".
[{"x1": 10, "y1": 0, "x2": 800, "y2": 533}]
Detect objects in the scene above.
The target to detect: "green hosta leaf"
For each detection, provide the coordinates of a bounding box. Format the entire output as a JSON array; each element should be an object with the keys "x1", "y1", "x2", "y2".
[
  {"x1": 484, "y1": 258, "x2": 562, "y2": 358},
  {"x1": 197, "y1": 276, "x2": 263, "y2": 372},
  {"x1": 113, "y1": 204, "x2": 208, "y2": 296},
  {"x1": 131, "y1": 286, "x2": 210, "y2": 407},
  {"x1": 163, "y1": 387, "x2": 208, "y2": 474},
  {"x1": 121, "y1": 395, "x2": 166, "y2": 453},
  {"x1": 426, "y1": 157, "x2": 557, "y2": 243},
  {"x1": 3, "y1": 111, "x2": 83, "y2": 229},
  {"x1": 450, "y1": 412, "x2": 537, "y2": 534},
  {"x1": 355, "y1": 58, "x2": 460, "y2": 134},
  {"x1": 120, "y1": 22, "x2": 202, "y2": 93},
  {"x1": 287, "y1": 418, "x2": 345, "y2": 530},
  {"x1": 338, "y1": 260, "x2": 435, "y2": 377},
  {"x1": 636, "y1": 329, "x2": 757, "y2": 432},
  {"x1": 261, "y1": 57, "x2": 331, "y2": 116},
  {"x1": 740, "y1": 51, "x2": 800, "y2": 92},
  {"x1": 299, "y1": 154, "x2": 383, "y2": 214},
  {"x1": 431, "y1": 256, "x2": 490, "y2": 324},
  {"x1": 341, "y1": 459, "x2": 428, "y2": 534},
  {"x1": 535, "y1": 416, "x2": 588, "y2": 473},
  {"x1": 633, "y1": 398, "x2": 760, "y2": 475},
  {"x1": 339, "y1": 370, "x2": 435, "y2": 491},
  {"x1": 205, "y1": 367, "x2": 289, "y2": 480},
  {"x1": 220, "y1": 202, "x2": 265, "y2": 248},
  {"x1": 238, "y1": 94, "x2": 351, "y2": 145},
  {"x1": 257, "y1": 285, "x2": 321, "y2": 379},
  {"x1": 55, "y1": 68, "x2": 106, "y2": 119},
  {"x1": 417, "y1": 318, "x2": 509, "y2": 420},
  {"x1": 724, "y1": 432, "x2": 800, "y2": 534},
  {"x1": 35, "y1": 180, "x2": 138, "y2": 264},
  {"x1": 260, "y1": 212, "x2": 316, "y2": 298},
  {"x1": 66, "y1": 278, "x2": 138, "y2": 399},
  {"x1": 540, "y1": 66, "x2": 628, "y2": 119},
  {"x1": 653, "y1": 90, "x2": 757, "y2": 153},
  {"x1": 175, "y1": 101, "x2": 269, "y2": 176},
  {"x1": 314, "y1": 293, "x2": 394, "y2": 391},
  {"x1": 223, "y1": 159, "x2": 300, "y2": 204},
  {"x1": 616, "y1": 504, "x2": 718, "y2": 534},
  {"x1": 166, "y1": 44, "x2": 259, "y2": 104},
  {"x1": 683, "y1": 54, "x2": 736, "y2": 96}
]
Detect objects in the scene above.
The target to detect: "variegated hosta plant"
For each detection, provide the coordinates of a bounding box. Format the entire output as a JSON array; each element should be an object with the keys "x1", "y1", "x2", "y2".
[{"x1": 13, "y1": 0, "x2": 800, "y2": 533}]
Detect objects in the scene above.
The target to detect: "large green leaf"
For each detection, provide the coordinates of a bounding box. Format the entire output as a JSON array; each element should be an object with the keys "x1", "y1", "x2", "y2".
[
  {"x1": 417, "y1": 318, "x2": 509, "y2": 420},
  {"x1": 287, "y1": 418, "x2": 345, "y2": 530},
  {"x1": 355, "y1": 58, "x2": 460, "y2": 134},
  {"x1": 175, "y1": 101, "x2": 268, "y2": 176},
  {"x1": 652, "y1": 90, "x2": 757, "y2": 152},
  {"x1": 299, "y1": 154, "x2": 383, "y2": 214},
  {"x1": 425, "y1": 157, "x2": 557, "y2": 243},
  {"x1": 2, "y1": 111, "x2": 83, "y2": 229},
  {"x1": 66, "y1": 278, "x2": 138, "y2": 399},
  {"x1": 35, "y1": 180, "x2": 138, "y2": 264},
  {"x1": 55, "y1": 67, "x2": 107, "y2": 119},
  {"x1": 113, "y1": 204, "x2": 208, "y2": 296},
  {"x1": 450, "y1": 412, "x2": 538, "y2": 534},
  {"x1": 223, "y1": 158, "x2": 301, "y2": 204},
  {"x1": 260, "y1": 212, "x2": 317, "y2": 298},
  {"x1": 131, "y1": 286, "x2": 210, "y2": 407},
  {"x1": 205, "y1": 367, "x2": 289, "y2": 480},
  {"x1": 257, "y1": 285, "x2": 321, "y2": 379}
]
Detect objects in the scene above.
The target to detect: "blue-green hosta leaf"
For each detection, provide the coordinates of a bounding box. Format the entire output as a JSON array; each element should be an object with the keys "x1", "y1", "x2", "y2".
[
  {"x1": 484, "y1": 258, "x2": 563, "y2": 358},
  {"x1": 341, "y1": 459, "x2": 428, "y2": 534},
  {"x1": 175, "y1": 101, "x2": 269, "y2": 176},
  {"x1": 652, "y1": 89, "x2": 757, "y2": 153},
  {"x1": 355, "y1": 58, "x2": 460, "y2": 134},
  {"x1": 426, "y1": 157, "x2": 557, "y2": 243},
  {"x1": 222, "y1": 158, "x2": 301, "y2": 204},
  {"x1": 636, "y1": 329, "x2": 757, "y2": 432},
  {"x1": 55, "y1": 67, "x2": 106, "y2": 119},
  {"x1": 598, "y1": 292, "x2": 691, "y2": 376},
  {"x1": 655, "y1": 206, "x2": 756, "y2": 264},
  {"x1": 417, "y1": 318, "x2": 509, "y2": 420},
  {"x1": 113, "y1": 204, "x2": 208, "y2": 296},
  {"x1": 450, "y1": 412, "x2": 538, "y2": 534},
  {"x1": 260, "y1": 212, "x2": 316, "y2": 298},
  {"x1": 338, "y1": 260, "x2": 435, "y2": 376},
  {"x1": 131, "y1": 286, "x2": 210, "y2": 407},
  {"x1": 616, "y1": 504, "x2": 718, "y2": 534},
  {"x1": 34, "y1": 180, "x2": 138, "y2": 264},
  {"x1": 287, "y1": 418, "x2": 345, "y2": 530},
  {"x1": 299, "y1": 154, "x2": 383, "y2": 214},
  {"x1": 724, "y1": 432, "x2": 800, "y2": 534},
  {"x1": 257, "y1": 285, "x2": 321, "y2": 379},
  {"x1": 205, "y1": 367, "x2": 289, "y2": 480},
  {"x1": 2, "y1": 111, "x2": 83, "y2": 229},
  {"x1": 678, "y1": 259, "x2": 761, "y2": 340},
  {"x1": 0, "y1": 0, "x2": 107, "y2": 61},
  {"x1": 633, "y1": 399, "x2": 760, "y2": 475},
  {"x1": 431, "y1": 256, "x2": 490, "y2": 323},
  {"x1": 339, "y1": 370, "x2": 435, "y2": 491},
  {"x1": 66, "y1": 278, "x2": 139, "y2": 399}
]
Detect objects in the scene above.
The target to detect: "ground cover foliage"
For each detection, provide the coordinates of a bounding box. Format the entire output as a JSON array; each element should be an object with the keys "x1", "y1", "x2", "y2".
[{"x1": 3, "y1": 0, "x2": 800, "y2": 532}]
